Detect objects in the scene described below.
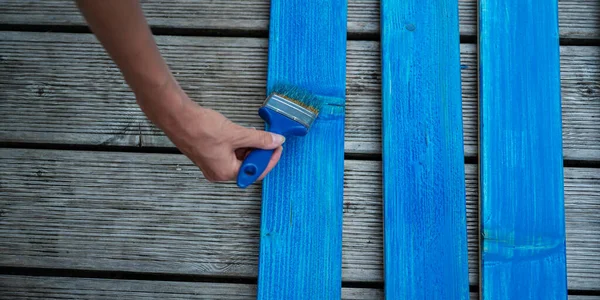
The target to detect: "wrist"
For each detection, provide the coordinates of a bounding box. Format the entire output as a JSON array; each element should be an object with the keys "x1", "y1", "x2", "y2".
[{"x1": 134, "y1": 76, "x2": 199, "y2": 133}]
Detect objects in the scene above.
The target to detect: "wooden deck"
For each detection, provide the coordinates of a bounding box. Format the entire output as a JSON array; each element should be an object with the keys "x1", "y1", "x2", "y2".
[{"x1": 0, "y1": 1, "x2": 598, "y2": 298}]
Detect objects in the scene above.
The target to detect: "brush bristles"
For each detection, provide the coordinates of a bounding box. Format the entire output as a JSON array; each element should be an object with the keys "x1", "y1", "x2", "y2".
[{"x1": 269, "y1": 84, "x2": 322, "y2": 115}]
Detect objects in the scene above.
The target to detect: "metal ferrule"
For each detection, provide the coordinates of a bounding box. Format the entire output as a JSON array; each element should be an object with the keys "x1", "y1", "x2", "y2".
[{"x1": 263, "y1": 93, "x2": 317, "y2": 128}]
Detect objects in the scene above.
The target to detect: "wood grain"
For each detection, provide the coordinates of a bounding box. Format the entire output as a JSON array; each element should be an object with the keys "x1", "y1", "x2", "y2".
[
  {"x1": 256, "y1": 0, "x2": 347, "y2": 298},
  {"x1": 479, "y1": 0, "x2": 567, "y2": 298},
  {"x1": 0, "y1": 276, "x2": 383, "y2": 300},
  {"x1": 0, "y1": 0, "x2": 597, "y2": 39},
  {"x1": 0, "y1": 32, "x2": 598, "y2": 160},
  {"x1": 1, "y1": 275, "x2": 597, "y2": 300},
  {"x1": 0, "y1": 149, "x2": 598, "y2": 289},
  {"x1": 380, "y1": 0, "x2": 469, "y2": 298}
]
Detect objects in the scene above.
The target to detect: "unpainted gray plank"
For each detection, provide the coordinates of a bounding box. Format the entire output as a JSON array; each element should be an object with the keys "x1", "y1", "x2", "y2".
[
  {"x1": 0, "y1": 275, "x2": 382, "y2": 300},
  {"x1": 0, "y1": 276, "x2": 256, "y2": 300},
  {"x1": 1, "y1": 276, "x2": 598, "y2": 300},
  {"x1": 0, "y1": 0, "x2": 597, "y2": 39},
  {"x1": 0, "y1": 149, "x2": 598, "y2": 290},
  {"x1": 0, "y1": 32, "x2": 598, "y2": 160}
]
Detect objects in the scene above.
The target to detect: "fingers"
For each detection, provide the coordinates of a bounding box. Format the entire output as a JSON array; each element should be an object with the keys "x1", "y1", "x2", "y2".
[
  {"x1": 187, "y1": 120, "x2": 286, "y2": 184},
  {"x1": 232, "y1": 126, "x2": 285, "y2": 150},
  {"x1": 228, "y1": 145, "x2": 283, "y2": 184},
  {"x1": 257, "y1": 146, "x2": 283, "y2": 181},
  {"x1": 166, "y1": 106, "x2": 285, "y2": 184}
]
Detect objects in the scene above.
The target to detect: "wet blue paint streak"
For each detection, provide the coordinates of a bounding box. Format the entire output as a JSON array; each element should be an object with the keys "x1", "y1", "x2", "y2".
[
  {"x1": 256, "y1": 0, "x2": 347, "y2": 299},
  {"x1": 381, "y1": 1, "x2": 470, "y2": 299},
  {"x1": 479, "y1": 0, "x2": 567, "y2": 299}
]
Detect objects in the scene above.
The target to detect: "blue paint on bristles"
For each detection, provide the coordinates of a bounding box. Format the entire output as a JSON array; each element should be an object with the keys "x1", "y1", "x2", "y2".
[
  {"x1": 236, "y1": 84, "x2": 322, "y2": 188},
  {"x1": 269, "y1": 84, "x2": 323, "y2": 115}
]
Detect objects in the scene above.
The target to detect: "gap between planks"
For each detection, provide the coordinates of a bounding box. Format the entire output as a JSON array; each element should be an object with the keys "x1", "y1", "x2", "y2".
[
  {"x1": 0, "y1": 149, "x2": 598, "y2": 290},
  {"x1": 0, "y1": 0, "x2": 597, "y2": 39},
  {"x1": 0, "y1": 275, "x2": 598, "y2": 299},
  {"x1": 0, "y1": 32, "x2": 598, "y2": 160}
]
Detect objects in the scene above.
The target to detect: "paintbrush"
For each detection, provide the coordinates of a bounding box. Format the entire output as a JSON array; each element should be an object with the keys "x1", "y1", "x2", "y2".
[{"x1": 236, "y1": 85, "x2": 322, "y2": 188}]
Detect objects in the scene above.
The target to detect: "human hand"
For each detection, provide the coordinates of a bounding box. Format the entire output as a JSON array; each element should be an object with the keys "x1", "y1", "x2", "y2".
[
  {"x1": 137, "y1": 82, "x2": 285, "y2": 183},
  {"x1": 77, "y1": 0, "x2": 284, "y2": 183}
]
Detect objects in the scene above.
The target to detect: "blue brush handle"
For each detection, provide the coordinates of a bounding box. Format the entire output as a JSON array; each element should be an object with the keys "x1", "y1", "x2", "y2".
[
  {"x1": 237, "y1": 148, "x2": 275, "y2": 188},
  {"x1": 237, "y1": 107, "x2": 309, "y2": 188}
]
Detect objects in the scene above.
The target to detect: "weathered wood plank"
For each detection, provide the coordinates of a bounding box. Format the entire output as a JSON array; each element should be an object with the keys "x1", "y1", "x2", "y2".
[
  {"x1": 479, "y1": 0, "x2": 567, "y2": 298},
  {"x1": 1, "y1": 276, "x2": 597, "y2": 300},
  {"x1": 381, "y1": 0, "x2": 469, "y2": 298},
  {"x1": 0, "y1": 149, "x2": 598, "y2": 290},
  {"x1": 0, "y1": 32, "x2": 598, "y2": 160},
  {"x1": 0, "y1": 0, "x2": 597, "y2": 39},
  {"x1": 0, "y1": 276, "x2": 383, "y2": 300},
  {"x1": 256, "y1": 0, "x2": 346, "y2": 298}
]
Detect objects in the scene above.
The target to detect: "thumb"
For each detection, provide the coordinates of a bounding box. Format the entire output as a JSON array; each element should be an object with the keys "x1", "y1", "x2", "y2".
[{"x1": 233, "y1": 127, "x2": 285, "y2": 150}]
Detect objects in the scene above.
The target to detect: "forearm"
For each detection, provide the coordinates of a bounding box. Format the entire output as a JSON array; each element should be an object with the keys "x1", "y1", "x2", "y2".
[
  {"x1": 75, "y1": 0, "x2": 187, "y2": 123},
  {"x1": 75, "y1": 1, "x2": 284, "y2": 183}
]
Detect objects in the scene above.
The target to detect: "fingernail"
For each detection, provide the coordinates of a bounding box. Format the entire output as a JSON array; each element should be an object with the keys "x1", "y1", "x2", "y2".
[{"x1": 272, "y1": 133, "x2": 285, "y2": 145}]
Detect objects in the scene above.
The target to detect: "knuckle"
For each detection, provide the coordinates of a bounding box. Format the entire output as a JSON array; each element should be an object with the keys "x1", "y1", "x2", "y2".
[
  {"x1": 213, "y1": 170, "x2": 234, "y2": 182},
  {"x1": 260, "y1": 132, "x2": 272, "y2": 146},
  {"x1": 197, "y1": 165, "x2": 220, "y2": 183},
  {"x1": 202, "y1": 171, "x2": 217, "y2": 182}
]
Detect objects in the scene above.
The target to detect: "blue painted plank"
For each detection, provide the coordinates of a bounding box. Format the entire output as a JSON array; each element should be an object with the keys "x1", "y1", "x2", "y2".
[
  {"x1": 256, "y1": 0, "x2": 347, "y2": 299},
  {"x1": 479, "y1": 0, "x2": 568, "y2": 298},
  {"x1": 380, "y1": 1, "x2": 470, "y2": 299}
]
